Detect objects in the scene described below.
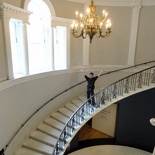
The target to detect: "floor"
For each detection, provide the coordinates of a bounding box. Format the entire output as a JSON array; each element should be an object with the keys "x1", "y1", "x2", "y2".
[
  {"x1": 79, "y1": 124, "x2": 112, "y2": 141},
  {"x1": 68, "y1": 145, "x2": 152, "y2": 155},
  {"x1": 69, "y1": 125, "x2": 152, "y2": 155}
]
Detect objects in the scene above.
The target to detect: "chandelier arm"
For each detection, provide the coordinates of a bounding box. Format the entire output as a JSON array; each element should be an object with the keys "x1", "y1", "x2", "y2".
[
  {"x1": 97, "y1": 33, "x2": 101, "y2": 38},
  {"x1": 71, "y1": 30, "x2": 83, "y2": 38},
  {"x1": 100, "y1": 32, "x2": 110, "y2": 38},
  {"x1": 99, "y1": 28, "x2": 112, "y2": 38},
  {"x1": 72, "y1": 32, "x2": 82, "y2": 38},
  {"x1": 95, "y1": 15, "x2": 100, "y2": 23},
  {"x1": 83, "y1": 15, "x2": 89, "y2": 25},
  {"x1": 82, "y1": 33, "x2": 87, "y2": 39}
]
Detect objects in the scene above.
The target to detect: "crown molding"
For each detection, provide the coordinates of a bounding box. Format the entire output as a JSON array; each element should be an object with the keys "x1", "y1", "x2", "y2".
[
  {"x1": 0, "y1": 2, "x2": 32, "y2": 23},
  {"x1": 67, "y1": 0, "x2": 155, "y2": 6},
  {"x1": 0, "y1": 2, "x2": 32, "y2": 16}
]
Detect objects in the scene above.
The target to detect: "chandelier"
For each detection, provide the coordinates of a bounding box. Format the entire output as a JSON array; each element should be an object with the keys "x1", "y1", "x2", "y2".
[{"x1": 71, "y1": 0, "x2": 112, "y2": 43}]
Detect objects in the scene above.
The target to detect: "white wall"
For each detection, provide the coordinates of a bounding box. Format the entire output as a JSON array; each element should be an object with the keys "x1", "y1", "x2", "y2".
[
  {"x1": 0, "y1": 20, "x2": 7, "y2": 80},
  {"x1": 92, "y1": 104, "x2": 117, "y2": 137},
  {"x1": 0, "y1": 66, "x2": 138, "y2": 155},
  {"x1": 135, "y1": 6, "x2": 155, "y2": 64},
  {"x1": 89, "y1": 6, "x2": 132, "y2": 65},
  {"x1": 0, "y1": 69, "x2": 86, "y2": 155}
]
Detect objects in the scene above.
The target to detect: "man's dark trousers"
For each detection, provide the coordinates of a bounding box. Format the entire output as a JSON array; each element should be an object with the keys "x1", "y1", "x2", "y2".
[{"x1": 87, "y1": 88, "x2": 95, "y2": 106}]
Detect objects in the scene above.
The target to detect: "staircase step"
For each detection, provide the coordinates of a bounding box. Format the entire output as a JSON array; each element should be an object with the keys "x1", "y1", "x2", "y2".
[
  {"x1": 37, "y1": 123, "x2": 61, "y2": 139},
  {"x1": 65, "y1": 103, "x2": 79, "y2": 112},
  {"x1": 94, "y1": 89, "x2": 99, "y2": 94},
  {"x1": 15, "y1": 147, "x2": 43, "y2": 155},
  {"x1": 51, "y1": 112, "x2": 69, "y2": 124},
  {"x1": 58, "y1": 107, "x2": 74, "y2": 118},
  {"x1": 23, "y1": 138, "x2": 54, "y2": 155},
  {"x1": 71, "y1": 99, "x2": 83, "y2": 107},
  {"x1": 79, "y1": 96, "x2": 87, "y2": 102},
  {"x1": 44, "y1": 117, "x2": 65, "y2": 131},
  {"x1": 30, "y1": 130, "x2": 57, "y2": 147}
]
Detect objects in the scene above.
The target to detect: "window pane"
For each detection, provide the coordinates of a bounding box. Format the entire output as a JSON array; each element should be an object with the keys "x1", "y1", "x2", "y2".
[
  {"x1": 9, "y1": 19, "x2": 26, "y2": 77},
  {"x1": 54, "y1": 26, "x2": 67, "y2": 70},
  {"x1": 27, "y1": 0, "x2": 52, "y2": 74}
]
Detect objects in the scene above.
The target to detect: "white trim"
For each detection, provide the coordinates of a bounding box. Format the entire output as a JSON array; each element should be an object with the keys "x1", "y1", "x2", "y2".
[
  {"x1": 0, "y1": 63, "x2": 154, "y2": 91},
  {"x1": 71, "y1": 64, "x2": 130, "y2": 71},
  {"x1": 0, "y1": 2, "x2": 32, "y2": 22},
  {"x1": 71, "y1": 64, "x2": 152, "y2": 73},
  {"x1": 22, "y1": 0, "x2": 56, "y2": 16},
  {"x1": 0, "y1": 2, "x2": 31, "y2": 79},
  {"x1": 67, "y1": 26, "x2": 71, "y2": 69},
  {"x1": 83, "y1": 37, "x2": 90, "y2": 65},
  {"x1": 0, "y1": 2, "x2": 32, "y2": 16},
  {"x1": 67, "y1": 0, "x2": 155, "y2": 6},
  {"x1": 51, "y1": 17, "x2": 72, "y2": 69},
  {"x1": 0, "y1": 69, "x2": 81, "y2": 91},
  {"x1": 128, "y1": 3, "x2": 141, "y2": 66}
]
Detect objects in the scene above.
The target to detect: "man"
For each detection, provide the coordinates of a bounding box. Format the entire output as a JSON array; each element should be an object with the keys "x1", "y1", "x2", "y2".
[{"x1": 81, "y1": 70, "x2": 102, "y2": 107}]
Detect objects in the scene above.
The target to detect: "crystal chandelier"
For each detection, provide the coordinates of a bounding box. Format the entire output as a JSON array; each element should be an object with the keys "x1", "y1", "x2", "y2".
[{"x1": 71, "y1": 0, "x2": 112, "y2": 43}]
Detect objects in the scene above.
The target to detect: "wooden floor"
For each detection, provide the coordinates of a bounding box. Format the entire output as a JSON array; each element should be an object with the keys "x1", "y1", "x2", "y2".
[{"x1": 79, "y1": 124, "x2": 112, "y2": 141}]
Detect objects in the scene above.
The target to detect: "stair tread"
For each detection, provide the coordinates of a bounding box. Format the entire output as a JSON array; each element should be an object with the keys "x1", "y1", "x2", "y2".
[
  {"x1": 58, "y1": 107, "x2": 74, "y2": 118},
  {"x1": 79, "y1": 96, "x2": 87, "y2": 102},
  {"x1": 15, "y1": 147, "x2": 43, "y2": 155},
  {"x1": 37, "y1": 123, "x2": 61, "y2": 138},
  {"x1": 72, "y1": 99, "x2": 83, "y2": 107},
  {"x1": 65, "y1": 103, "x2": 79, "y2": 112},
  {"x1": 51, "y1": 112, "x2": 69, "y2": 124},
  {"x1": 30, "y1": 130, "x2": 57, "y2": 146},
  {"x1": 44, "y1": 117, "x2": 65, "y2": 130},
  {"x1": 23, "y1": 138, "x2": 54, "y2": 155}
]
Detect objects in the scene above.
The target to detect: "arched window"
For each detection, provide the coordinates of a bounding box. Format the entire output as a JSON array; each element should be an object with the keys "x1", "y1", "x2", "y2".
[
  {"x1": 27, "y1": 0, "x2": 52, "y2": 74},
  {"x1": 27, "y1": 0, "x2": 67, "y2": 73},
  {"x1": 9, "y1": 0, "x2": 68, "y2": 78}
]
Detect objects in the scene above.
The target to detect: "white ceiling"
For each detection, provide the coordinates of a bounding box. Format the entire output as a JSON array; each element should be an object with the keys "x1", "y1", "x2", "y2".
[{"x1": 67, "y1": 0, "x2": 155, "y2": 6}]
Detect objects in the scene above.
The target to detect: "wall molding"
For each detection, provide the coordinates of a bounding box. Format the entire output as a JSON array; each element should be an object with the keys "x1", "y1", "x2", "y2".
[
  {"x1": 0, "y1": 2, "x2": 32, "y2": 22},
  {"x1": 0, "y1": 64, "x2": 144, "y2": 92},
  {"x1": 0, "y1": 77, "x2": 8, "y2": 83}
]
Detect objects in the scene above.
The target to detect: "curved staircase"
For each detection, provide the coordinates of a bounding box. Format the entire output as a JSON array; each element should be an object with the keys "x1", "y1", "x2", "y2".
[
  {"x1": 15, "y1": 96, "x2": 89, "y2": 155},
  {"x1": 15, "y1": 65, "x2": 155, "y2": 155}
]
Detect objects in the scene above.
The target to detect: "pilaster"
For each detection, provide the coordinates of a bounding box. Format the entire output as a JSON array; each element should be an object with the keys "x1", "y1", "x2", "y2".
[
  {"x1": 83, "y1": 37, "x2": 90, "y2": 65},
  {"x1": 51, "y1": 27, "x2": 55, "y2": 70},
  {"x1": 0, "y1": 2, "x2": 31, "y2": 79},
  {"x1": 51, "y1": 17, "x2": 71, "y2": 69},
  {"x1": 82, "y1": 4, "x2": 90, "y2": 66},
  {"x1": 22, "y1": 22, "x2": 29, "y2": 75},
  {"x1": 127, "y1": 0, "x2": 141, "y2": 65}
]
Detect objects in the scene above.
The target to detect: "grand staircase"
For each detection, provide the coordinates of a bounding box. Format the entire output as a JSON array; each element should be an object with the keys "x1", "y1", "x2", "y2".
[{"x1": 14, "y1": 65, "x2": 155, "y2": 155}]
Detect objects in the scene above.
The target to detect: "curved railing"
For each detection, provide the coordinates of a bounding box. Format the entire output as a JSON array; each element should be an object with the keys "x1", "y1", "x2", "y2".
[
  {"x1": 1, "y1": 60, "x2": 155, "y2": 154},
  {"x1": 53, "y1": 65, "x2": 155, "y2": 155}
]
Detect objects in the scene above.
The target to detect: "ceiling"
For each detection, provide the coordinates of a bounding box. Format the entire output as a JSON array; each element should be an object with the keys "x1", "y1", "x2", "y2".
[{"x1": 67, "y1": 0, "x2": 155, "y2": 6}]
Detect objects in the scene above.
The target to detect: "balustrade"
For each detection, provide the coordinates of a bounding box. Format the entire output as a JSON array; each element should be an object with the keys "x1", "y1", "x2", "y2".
[{"x1": 53, "y1": 65, "x2": 155, "y2": 155}]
